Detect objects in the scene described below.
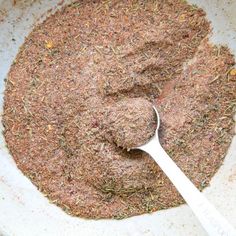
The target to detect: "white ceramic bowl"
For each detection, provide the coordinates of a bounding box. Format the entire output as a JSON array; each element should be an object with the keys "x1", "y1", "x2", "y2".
[{"x1": 0, "y1": 1, "x2": 235, "y2": 235}]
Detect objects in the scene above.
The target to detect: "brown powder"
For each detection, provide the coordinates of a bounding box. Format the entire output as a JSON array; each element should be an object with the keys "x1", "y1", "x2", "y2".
[
  {"x1": 103, "y1": 98, "x2": 156, "y2": 149},
  {"x1": 3, "y1": 0, "x2": 236, "y2": 219}
]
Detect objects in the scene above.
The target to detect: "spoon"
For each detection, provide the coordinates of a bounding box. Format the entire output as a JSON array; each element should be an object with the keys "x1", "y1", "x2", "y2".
[{"x1": 135, "y1": 106, "x2": 236, "y2": 236}]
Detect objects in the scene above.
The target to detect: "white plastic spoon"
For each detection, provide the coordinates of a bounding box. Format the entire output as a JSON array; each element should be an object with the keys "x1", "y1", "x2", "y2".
[{"x1": 135, "y1": 106, "x2": 236, "y2": 236}]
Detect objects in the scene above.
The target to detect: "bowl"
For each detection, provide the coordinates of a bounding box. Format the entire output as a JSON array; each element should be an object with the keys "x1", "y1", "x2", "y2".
[{"x1": 0, "y1": 0, "x2": 235, "y2": 235}]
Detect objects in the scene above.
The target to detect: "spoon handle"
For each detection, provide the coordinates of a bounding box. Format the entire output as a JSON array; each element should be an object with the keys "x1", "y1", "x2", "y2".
[{"x1": 140, "y1": 137, "x2": 236, "y2": 236}]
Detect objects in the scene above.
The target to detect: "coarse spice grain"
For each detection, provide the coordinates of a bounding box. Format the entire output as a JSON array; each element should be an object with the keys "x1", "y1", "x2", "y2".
[
  {"x1": 102, "y1": 98, "x2": 156, "y2": 149},
  {"x1": 3, "y1": 0, "x2": 236, "y2": 219}
]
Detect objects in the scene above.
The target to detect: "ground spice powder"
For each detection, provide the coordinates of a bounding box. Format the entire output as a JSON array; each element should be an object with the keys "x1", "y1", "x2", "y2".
[
  {"x1": 3, "y1": 0, "x2": 236, "y2": 219},
  {"x1": 102, "y1": 98, "x2": 156, "y2": 149}
]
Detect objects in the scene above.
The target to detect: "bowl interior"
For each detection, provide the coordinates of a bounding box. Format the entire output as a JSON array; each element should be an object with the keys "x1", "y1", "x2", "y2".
[{"x1": 0, "y1": 0, "x2": 235, "y2": 235}]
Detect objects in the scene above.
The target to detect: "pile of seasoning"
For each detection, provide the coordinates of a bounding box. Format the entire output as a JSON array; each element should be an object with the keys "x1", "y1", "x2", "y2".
[
  {"x1": 3, "y1": 0, "x2": 236, "y2": 219},
  {"x1": 102, "y1": 98, "x2": 156, "y2": 150}
]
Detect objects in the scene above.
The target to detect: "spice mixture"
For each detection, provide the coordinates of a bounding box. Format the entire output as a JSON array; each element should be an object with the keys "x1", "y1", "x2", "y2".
[
  {"x1": 103, "y1": 98, "x2": 156, "y2": 149},
  {"x1": 3, "y1": 0, "x2": 236, "y2": 219}
]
